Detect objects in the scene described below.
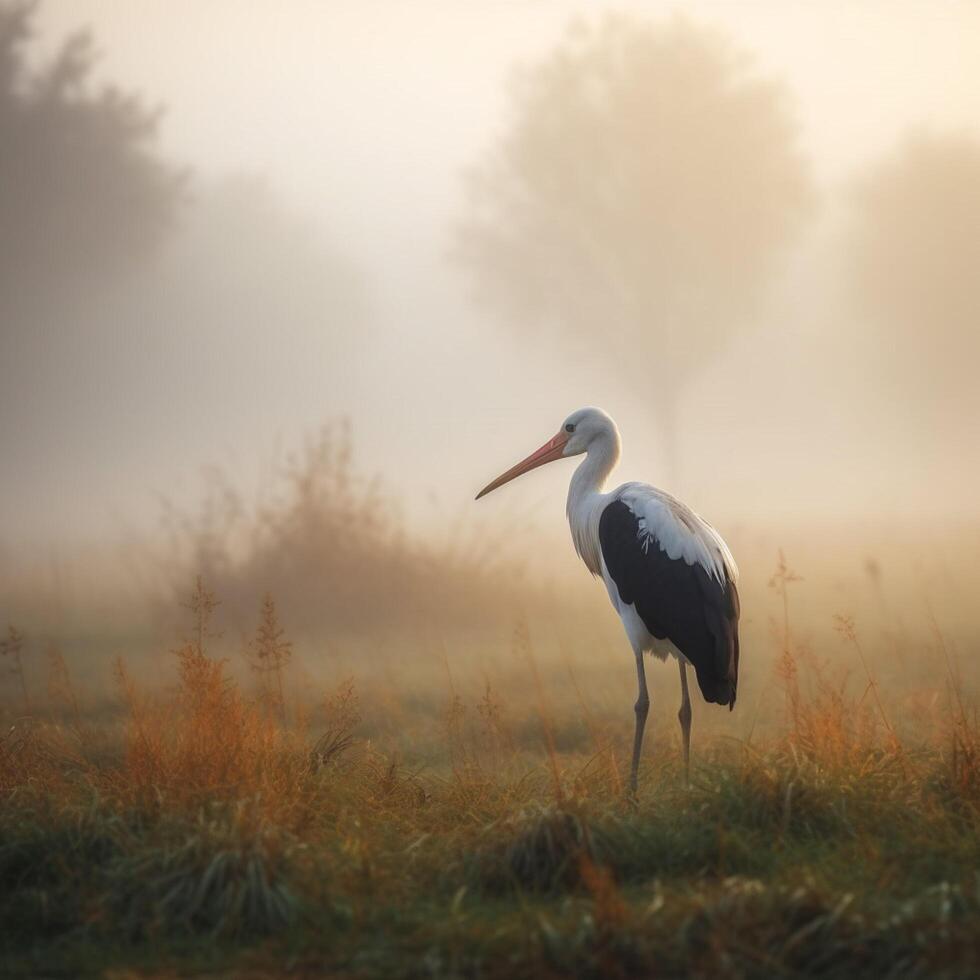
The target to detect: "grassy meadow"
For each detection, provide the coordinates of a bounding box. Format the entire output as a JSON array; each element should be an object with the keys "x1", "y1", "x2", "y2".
[{"x1": 2, "y1": 442, "x2": 979, "y2": 978}]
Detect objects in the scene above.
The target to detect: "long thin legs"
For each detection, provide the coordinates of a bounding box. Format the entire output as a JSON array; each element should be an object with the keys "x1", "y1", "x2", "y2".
[
  {"x1": 629, "y1": 651, "x2": 650, "y2": 795},
  {"x1": 678, "y1": 660, "x2": 692, "y2": 785}
]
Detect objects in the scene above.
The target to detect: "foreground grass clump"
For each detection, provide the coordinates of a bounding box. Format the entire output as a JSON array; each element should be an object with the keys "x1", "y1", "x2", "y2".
[
  {"x1": 0, "y1": 796, "x2": 306, "y2": 944},
  {"x1": 105, "y1": 804, "x2": 305, "y2": 940},
  {"x1": 2, "y1": 584, "x2": 980, "y2": 977}
]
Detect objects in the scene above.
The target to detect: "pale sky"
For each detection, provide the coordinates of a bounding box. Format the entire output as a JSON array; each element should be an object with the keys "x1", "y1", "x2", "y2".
[{"x1": 10, "y1": 1, "x2": 980, "y2": 554}]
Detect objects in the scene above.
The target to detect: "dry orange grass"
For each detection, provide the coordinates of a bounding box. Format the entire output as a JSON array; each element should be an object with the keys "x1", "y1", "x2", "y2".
[{"x1": 2, "y1": 547, "x2": 980, "y2": 976}]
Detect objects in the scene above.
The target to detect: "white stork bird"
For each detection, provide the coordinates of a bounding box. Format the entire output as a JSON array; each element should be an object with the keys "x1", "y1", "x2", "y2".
[{"x1": 476, "y1": 407, "x2": 740, "y2": 792}]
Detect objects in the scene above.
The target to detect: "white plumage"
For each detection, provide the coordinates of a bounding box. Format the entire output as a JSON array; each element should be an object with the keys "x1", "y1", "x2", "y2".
[{"x1": 620, "y1": 483, "x2": 739, "y2": 586}]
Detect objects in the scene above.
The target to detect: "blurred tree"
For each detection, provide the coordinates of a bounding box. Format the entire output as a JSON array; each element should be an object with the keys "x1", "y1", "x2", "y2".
[
  {"x1": 455, "y1": 15, "x2": 812, "y2": 475},
  {"x1": 848, "y1": 132, "x2": 980, "y2": 398},
  {"x1": 0, "y1": 1, "x2": 182, "y2": 312}
]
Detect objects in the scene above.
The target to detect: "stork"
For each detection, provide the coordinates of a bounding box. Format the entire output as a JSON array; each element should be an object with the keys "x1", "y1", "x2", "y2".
[{"x1": 476, "y1": 407, "x2": 740, "y2": 793}]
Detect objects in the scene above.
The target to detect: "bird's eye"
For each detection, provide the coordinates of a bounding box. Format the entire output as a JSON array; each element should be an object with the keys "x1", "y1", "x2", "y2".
[{"x1": 565, "y1": 423, "x2": 575, "y2": 433}]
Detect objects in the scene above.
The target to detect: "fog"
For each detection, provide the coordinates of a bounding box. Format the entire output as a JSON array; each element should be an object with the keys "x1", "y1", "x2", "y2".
[
  {"x1": 3, "y1": 0, "x2": 980, "y2": 605},
  {"x1": 5, "y1": 14, "x2": 980, "y2": 968}
]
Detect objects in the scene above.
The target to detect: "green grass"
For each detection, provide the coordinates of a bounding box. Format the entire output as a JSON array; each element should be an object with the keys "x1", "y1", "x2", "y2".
[
  {"x1": 2, "y1": 569, "x2": 979, "y2": 978},
  {"x1": 2, "y1": 727, "x2": 979, "y2": 979}
]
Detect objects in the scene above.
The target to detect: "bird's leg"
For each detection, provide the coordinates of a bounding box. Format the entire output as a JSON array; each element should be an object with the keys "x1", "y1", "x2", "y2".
[
  {"x1": 629, "y1": 651, "x2": 650, "y2": 797},
  {"x1": 678, "y1": 659, "x2": 692, "y2": 785}
]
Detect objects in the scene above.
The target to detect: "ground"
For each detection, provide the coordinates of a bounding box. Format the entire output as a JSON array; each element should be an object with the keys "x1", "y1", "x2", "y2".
[
  {"x1": 2, "y1": 544, "x2": 979, "y2": 978},
  {"x1": 2, "y1": 630, "x2": 979, "y2": 979}
]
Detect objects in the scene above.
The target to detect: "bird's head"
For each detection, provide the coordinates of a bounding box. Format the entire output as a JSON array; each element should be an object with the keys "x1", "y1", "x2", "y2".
[{"x1": 475, "y1": 407, "x2": 619, "y2": 500}]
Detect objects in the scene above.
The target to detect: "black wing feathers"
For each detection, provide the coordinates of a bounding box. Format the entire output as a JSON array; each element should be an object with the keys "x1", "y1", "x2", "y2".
[{"x1": 598, "y1": 500, "x2": 740, "y2": 708}]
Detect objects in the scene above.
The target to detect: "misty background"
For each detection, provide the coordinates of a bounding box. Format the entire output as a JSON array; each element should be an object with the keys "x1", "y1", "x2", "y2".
[{"x1": 2, "y1": 1, "x2": 979, "y2": 649}]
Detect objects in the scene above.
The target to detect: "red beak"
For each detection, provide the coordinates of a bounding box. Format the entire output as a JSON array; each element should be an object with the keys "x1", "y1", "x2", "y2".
[{"x1": 475, "y1": 430, "x2": 570, "y2": 500}]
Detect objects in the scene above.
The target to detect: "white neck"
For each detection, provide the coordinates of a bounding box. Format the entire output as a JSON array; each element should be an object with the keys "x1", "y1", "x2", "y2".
[{"x1": 566, "y1": 429, "x2": 621, "y2": 575}]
